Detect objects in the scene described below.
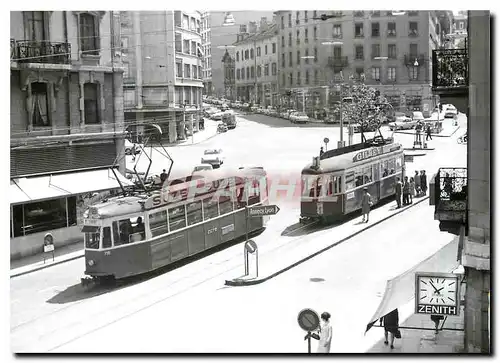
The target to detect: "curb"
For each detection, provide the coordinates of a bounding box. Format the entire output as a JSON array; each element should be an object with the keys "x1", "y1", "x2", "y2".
[
  {"x1": 10, "y1": 252, "x2": 84, "y2": 278},
  {"x1": 225, "y1": 196, "x2": 430, "y2": 287},
  {"x1": 395, "y1": 125, "x2": 460, "y2": 138}
]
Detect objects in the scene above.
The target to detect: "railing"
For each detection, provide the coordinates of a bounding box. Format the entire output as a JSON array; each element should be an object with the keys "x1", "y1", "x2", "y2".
[
  {"x1": 11, "y1": 38, "x2": 16, "y2": 60},
  {"x1": 404, "y1": 53, "x2": 425, "y2": 67},
  {"x1": 327, "y1": 56, "x2": 348, "y2": 69},
  {"x1": 434, "y1": 167, "x2": 467, "y2": 221},
  {"x1": 16, "y1": 40, "x2": 71, "y2": 64},
  {"x1": 432, "y1": 48, "x2": 468, "y2": 89}
]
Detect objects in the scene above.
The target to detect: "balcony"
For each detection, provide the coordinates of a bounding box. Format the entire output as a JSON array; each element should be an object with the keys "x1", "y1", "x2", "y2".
[
  {"x1": 432, "y1": 48, "x2": 468, "y2": 95},
  {"x1": 16, "y1": 40, "x2": 71, "y2": 64},
  {"x1": 432, "y1": 167, "x2": 467, "y2": 232},
  {"x1": 327, "y1": 56, "x2": 348, "y2": 71},
  {"x1": 403, "y1": 53, "x2": 425, "y2": 67}
]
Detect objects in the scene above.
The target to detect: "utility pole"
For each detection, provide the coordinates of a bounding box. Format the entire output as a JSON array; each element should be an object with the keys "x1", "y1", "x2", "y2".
[{"x1": 254, "y1": 39, "x2": 258, "y2": 105}]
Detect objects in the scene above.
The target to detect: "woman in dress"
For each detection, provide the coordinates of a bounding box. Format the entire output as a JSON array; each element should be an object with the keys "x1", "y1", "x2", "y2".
[
  {"x1": 317, "y1": 312, "x2": 332, "y2": 353},
  {"x1": 409, "y1": 177, "x2": 416, "y2": 204},
  {"x1": 380, "y1": 309, "x2": 399, "y2": 349},
  {"x1": 361, "y1": 187, "x2": 372, "y2": 223}
]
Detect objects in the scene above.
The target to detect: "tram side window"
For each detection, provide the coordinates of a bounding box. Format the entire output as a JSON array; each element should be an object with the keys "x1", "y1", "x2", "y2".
[
  {"x1": 186, "y1": 201, "x2": 203, "y2": 226},
  {"x1": 112, "y1": 222, "x2": 121, "y2": 246},
  {"x1": 235, "y1": 186, "x2": 247, "y2": 209},
  {"x1": 380, "y1": 160, "x2": 389, "y2": 177},
  {"x1": 149, "y1": 209, "x2": 168, "y2": 237},
  {"x1": 388, "y1": 159, "x2": 396, "y2": 174},
  {"x1": 117, "y1": 218, "x2": 134, "y2": 244},
  {"x1": 219, "y1": 196, "x2": 234, "y2": 215},
  {"x1": 345, "y1": 172, "x2": 356, "y2": 191},
  {"x1": 334, "y1": 176, "x2": 342, "y2": 194},
  {"x1": 362, "y1": 166, "x2": 372, "y2": 184},
  {"x1": 203, "y1": 197, "x2": 219, "y2": 220},
  {"x1": 168, "y1": 206, "x2": 187, "y2": 232},
  {"x1": 248, "y1": 179, "x2": 260, "y2": 205},
  {"x1": 102, "y1": 227, "x2": 112, "y2": 248},
  {"x1": 396, "y1": 156, "x2": 403, "y2": 171}
]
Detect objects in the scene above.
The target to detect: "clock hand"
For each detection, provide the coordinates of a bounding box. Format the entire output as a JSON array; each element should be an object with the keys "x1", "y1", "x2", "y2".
[
  {"x1": 429, "y1": 281, "x2": 440, "y2": 294},
  {"x1": 436, "y1": 287, "x2": 445, "y2": 293}
]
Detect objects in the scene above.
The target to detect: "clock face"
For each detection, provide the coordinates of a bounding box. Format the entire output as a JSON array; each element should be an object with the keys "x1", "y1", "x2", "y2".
[{"x1": 418, "y1": 276, "x2": 458, "y2": 306}]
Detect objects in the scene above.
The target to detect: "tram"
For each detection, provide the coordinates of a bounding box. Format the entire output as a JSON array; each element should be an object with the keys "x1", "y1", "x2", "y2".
[
  {"x1": 81, "y1": 167, "x2": 268, "y2": 283},
  {"x1": 300, "y1": 140, "x2": 405, "y2": 223}
]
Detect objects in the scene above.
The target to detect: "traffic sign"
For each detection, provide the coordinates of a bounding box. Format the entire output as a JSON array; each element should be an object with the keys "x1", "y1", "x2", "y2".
[
  {"x1": 324, "y1": 137, "x2": 330, "y2": 144},
  {"x1": 298, "y1": 308, "x2": 320, "y2": 332},
  {"x1": 245, "y1": 240, "x2": 258, "y2": 254},
  {"x1": 247, "y1": 205, "x2": 280, "y2": 217}
]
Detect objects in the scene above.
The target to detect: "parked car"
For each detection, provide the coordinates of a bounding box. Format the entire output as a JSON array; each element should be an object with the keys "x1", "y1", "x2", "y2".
[
  {"x1": 216, "y1": 123, "x2": 228, "y2": 133},
  {"x1": 269, "y1": 108, "x2": 278, "y2": 117},
  {"x1": 411, "y1": 111, "x2": 425, "y2": 122},
  {"x1": 222, "y1": 113, "x2": 237, "y2": 129},
  {"x1": 290, "y1": 112, "x2": 309, "y2": 124},
  {"x1": 256, "y1": 107, "x2": 266, "y2": 114},
  {"x1": 283, "y1": 109, "x2": 297, "y2": 120},
  {"x1": 444, "y1": 105, "x2": 458, "y2": 118},
  {"x1": 192, "y1": 164, "x2": 213, "y2": 176},
  {"x1": 201, "y1": 149, "x2": 224, "y2": 168},
  {"x1": 388, "y1": 115, "x2": 416, "y2": 131}
]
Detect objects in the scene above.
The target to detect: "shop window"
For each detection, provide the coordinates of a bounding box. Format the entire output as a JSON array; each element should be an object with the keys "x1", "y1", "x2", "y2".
[
  {"x1": 14, "y1": 198, "x2": 68, "y2": 237},
  {"x1": 186, "y1": 201, "x2": 203, "y2": 225},
  {"x1": 203, "y1": 197, "x2": 219, "y2": 219},
  {"x1": 102, "y1": 226, "x2": 112, "y2": 248},
  {"x1": 149, "y1": 209, "x2": 168, "y2": 237},
  {"x1": 168, "y1": 205, "x2": 186, "y2": 231},
  {"x1": 31, "y1": 82, "x2": 51, "y2": 127},
  {"x1": 84, "y1": 83, "x2": 99, "y2": 124}
]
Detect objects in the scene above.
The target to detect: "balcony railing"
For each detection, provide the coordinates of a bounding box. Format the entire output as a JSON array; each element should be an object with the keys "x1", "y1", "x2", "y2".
[
  {"x1": 16, "y1": 40, "x2": 71, "y2": 64},
  {"x1": 432, "y1": 48, "x2": 468, "y2": 89},
  {"x1": 433, "y1": 167, "x2": 467, "y2": 222},
  {"x1": 328, "y1": 56, "x2": 348, "y2": 69}
]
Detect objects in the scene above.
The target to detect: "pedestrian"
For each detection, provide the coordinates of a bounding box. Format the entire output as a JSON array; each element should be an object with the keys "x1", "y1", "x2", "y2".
[
  {"x1": 409, "y1": 177, "x2": 415, "y2": 203},
  {"x1": 403, "y1": 176, "x2": 410, "y2": 206},
  {"x1": 320, "y1": 147, "x2": 324, "y2": 157},
  {"x1": 317, "y1": 312, "x2": 332, "y2": 353},
  {"x1": 361, "y1": 187, "x2": 372, "y2": 223},
  {"x1": 395, "y1": 177, "x2": 402, "y2": 208},
  {"x1": 380, "y1": 309, "x2": 400, "y2": 350},
  {"x1": 426, "y1": 124, "x2": 433, "y2": 141},
  {"x1": 131, "y1": 143, "x2": 137, "y2": 162},
  {"x1": 444, "y1": 172, "x2": 453, "y2": 198},
  {"x1": 420, "y1": 170, "x2": 428, "y2": 195},
  {"x1": 414, "y1": 170, "x2": 421, "y2": 197},
  {"x1": 160, "y1": 169, "x2": 168, "y2": 185}
]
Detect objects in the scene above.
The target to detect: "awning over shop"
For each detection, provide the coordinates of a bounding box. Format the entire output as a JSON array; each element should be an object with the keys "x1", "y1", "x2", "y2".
[
  {"x1": 365, "y1": 238, "x2": 459, "y2": 334},
  {"x1": 10, "y1": 168, "x2": 133, "y2": 205}
]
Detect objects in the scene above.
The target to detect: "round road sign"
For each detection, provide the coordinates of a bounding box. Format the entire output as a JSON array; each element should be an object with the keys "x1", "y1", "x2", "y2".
[
  {"x1": 324, "y1": 137, "x2": 330, "y2": 144},
  {"x1": 245, "y1": 240, "x2": 258, "y2": 254},
  {"x1": 44, "y1": 233, "x2": 54, "y2": 246},
  {"x1": 297, "y1": 308, "x2": 320, "y2": 332}
]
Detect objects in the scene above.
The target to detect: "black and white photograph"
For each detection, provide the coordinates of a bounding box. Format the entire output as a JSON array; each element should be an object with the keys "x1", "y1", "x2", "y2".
[{"x1": 7, "y1": 4, "x2": 491, "y2": 355}]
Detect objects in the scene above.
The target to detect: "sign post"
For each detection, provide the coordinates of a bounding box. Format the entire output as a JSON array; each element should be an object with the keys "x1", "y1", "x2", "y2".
[
  {"x1": 243, "y1": 205, "x2": 280, "y2": 276},
  {"x1": 298, "y1": 308, "x2": 321, "y2": 353},
  {"x1": 43, "y1": 233, "x2": 55, "y2": 263},
  {"x1": 323, "y1": 137, "x2": 330, "y2": 151}
]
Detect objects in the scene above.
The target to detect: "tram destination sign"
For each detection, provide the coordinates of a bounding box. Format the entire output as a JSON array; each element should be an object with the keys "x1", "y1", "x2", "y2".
[{"x1": 247, "y1": 205, "x2": 280, "y2": 217}]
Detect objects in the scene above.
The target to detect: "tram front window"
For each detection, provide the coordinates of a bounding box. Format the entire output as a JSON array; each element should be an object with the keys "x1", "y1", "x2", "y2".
[
  {"x1": 302, "y1": 175, "x2": 321, "y2": 197},
  {"x1": 85, "y1": 231, "x2": 100, "y2": 249}
]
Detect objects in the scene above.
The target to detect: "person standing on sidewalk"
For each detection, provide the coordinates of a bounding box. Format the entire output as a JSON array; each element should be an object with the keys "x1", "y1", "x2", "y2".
[
  {"x1": 160, "y1": 169, "x2": 168, "y2": 186},
  {"x1": 409, "y1": 177, "x2": 415, "y2": 203},
  {"x1": 395, "y1": 178, "x2": 402, "y2": 208},
  {"x1": 414, "y1": 171, "x2": 421, "y2": 197},
  {"x1": 402, "y1": 177, "x2": 410, "y2": 206},
  {"x1": 420, "y1": 170, "x2": 428, "y2": 196},
  {"x1": 426, "y1": 124, "x2": 433, "y2": 141},
  {"x1": 317, "y1": 312, "x2": 332, "y2": 353},
  {"x1": 361, "y1": 187, "x2": 372, "y2": 223},
  {"x1": 380, "y1": 309, "x2": 400, "y2": 350}
]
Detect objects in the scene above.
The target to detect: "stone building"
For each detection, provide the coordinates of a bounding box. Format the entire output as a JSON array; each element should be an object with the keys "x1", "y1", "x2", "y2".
[{"x1": 10, "y1": 11, "x2": 128, "y2": 260}]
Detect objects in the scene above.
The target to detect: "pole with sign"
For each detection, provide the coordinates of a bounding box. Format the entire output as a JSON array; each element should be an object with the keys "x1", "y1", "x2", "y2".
[
  {"x1": 243, "y1": 205, "x2": 280, "y2": 276},
  {"x1": 297, "y1": 308, "x2": 321, "y2": 353},
  {"x1": 323, "y1": 137, "x2": 329, "y2": 151},
  {"x1": 43, "y1": 233, "x2": 55, "y2": 263}
]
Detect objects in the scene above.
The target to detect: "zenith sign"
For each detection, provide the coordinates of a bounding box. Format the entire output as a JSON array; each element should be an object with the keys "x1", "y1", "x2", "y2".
[{"x1": 247, "y1": 205, "x2": 280, "y2": 217}]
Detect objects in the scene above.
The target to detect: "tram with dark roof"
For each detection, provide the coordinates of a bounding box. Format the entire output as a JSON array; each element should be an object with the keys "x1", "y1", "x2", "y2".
[
  {"x1": 81, "y1": 167, "x2": 268, "y2": 282},
  {"x1": 300, "y1": 141, "x2": 405, "y2": 223}
]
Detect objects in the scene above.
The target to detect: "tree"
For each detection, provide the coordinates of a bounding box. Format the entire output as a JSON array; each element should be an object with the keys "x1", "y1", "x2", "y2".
[{"x1": 331, "y1": 82, "x2": 390, "y2": 143}]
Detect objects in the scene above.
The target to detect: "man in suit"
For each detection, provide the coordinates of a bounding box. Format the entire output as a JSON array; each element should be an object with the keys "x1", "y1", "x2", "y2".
[{"x1": 395, "y1": 177, "x2": 402, "y2": 208}]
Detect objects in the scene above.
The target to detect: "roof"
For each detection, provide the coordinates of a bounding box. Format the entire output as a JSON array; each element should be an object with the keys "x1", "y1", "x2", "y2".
[
  {"x1": 302, "y1": 142, "x2": 403, "y2": 174},
  {"x1": 233, "y1": 23, "x2": 278, "y2": 46}
]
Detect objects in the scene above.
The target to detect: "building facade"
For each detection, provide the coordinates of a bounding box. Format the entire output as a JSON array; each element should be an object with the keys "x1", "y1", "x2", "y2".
[
  {"x1": 121, "y1": 11, "x2": 203, "y2": 142},
  {"x1": 234, "y1": 20, "x2": 278, "y2": 106},
  {"x1": 10, "y1": 11, "x2": 128, "y2": 260},
  {"x1": 221, "y1": 49, "x2": 235, "y2": 100},
  {"x1": 201, "y1": 12, "x2": 213, "y2": 97},
  {"x1": 275, "y1": 10, "x2": 444, "y2": 116}
]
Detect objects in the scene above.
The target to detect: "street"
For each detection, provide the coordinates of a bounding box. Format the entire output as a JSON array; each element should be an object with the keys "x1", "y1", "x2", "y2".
[{"x1": 11, "y1": 112, "x2": 467, "y2": 352}]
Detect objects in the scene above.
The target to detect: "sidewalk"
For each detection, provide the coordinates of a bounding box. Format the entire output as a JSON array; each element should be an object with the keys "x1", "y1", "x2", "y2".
[
  {"x1": 10, "y1": 240, "x2": 85, "y2": 278},
  {"x1": 225, "y1": 195, "x2": 429, "y2": 286},
  {"x1": 162, "y1": 119, "x2": 219, "y2": 147},
  {"x1": 395, "y1": 118, "x2": 461, "y2": 138}
]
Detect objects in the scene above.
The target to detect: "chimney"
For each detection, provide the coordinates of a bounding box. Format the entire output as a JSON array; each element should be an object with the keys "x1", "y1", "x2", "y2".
[
  {"x1": 260, "y1": 17, "x2": 268, "y2": 31},
  {"x1": 248, "y1": 21, "x2": 257, "y2": 34},
  {"x1": 239, "y1": 24, "x2": 247, "y2": 33}
]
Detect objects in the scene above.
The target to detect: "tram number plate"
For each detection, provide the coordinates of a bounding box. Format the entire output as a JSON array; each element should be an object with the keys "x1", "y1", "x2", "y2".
[
  {"x1": 207, "y1": 226, "x2": 218, "y2": 235},
  {"x1": 347, "y1": 192, "x2": 355, "y2": 200},
  {"x1": 104, "y1": 251, "x2": 111, "y2": 256}
]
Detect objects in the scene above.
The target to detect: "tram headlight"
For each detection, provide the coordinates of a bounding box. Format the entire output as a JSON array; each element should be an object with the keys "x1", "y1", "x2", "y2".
[{"x1": 88, "y1": 259, "x2": 95, "y2": 267}]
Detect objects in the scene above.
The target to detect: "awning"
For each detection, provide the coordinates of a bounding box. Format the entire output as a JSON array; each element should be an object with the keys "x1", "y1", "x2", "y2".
[
  {"x1": 365, "y1": 237, "x2": 459, "y2": 333},
  {"x1": 10, "y1": 168, "x2": 133, "y2": 205}
]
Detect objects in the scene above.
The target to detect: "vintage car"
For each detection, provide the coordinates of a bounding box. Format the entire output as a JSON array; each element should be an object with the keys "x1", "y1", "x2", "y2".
[
  {"x1": 201, "y1": 148, "x2": 225, "y2": 168},
  {"x1": 290, "y1": 112, "x2": 309, "y2": 124}
]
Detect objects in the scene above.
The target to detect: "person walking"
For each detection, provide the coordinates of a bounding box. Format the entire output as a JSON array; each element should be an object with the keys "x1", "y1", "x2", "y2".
[
  {"x1": 395, "y1": 178, "x2": 402, "y2": 208},
  {"x1": 160, "y1": 169, "x2": 168, "y2": 186},
  {"x1": 426, "y1": 124, "x2": 433, "y2": 141},
  {"x1": 402, "y1": 176, "x2": 410, "y2": 206},
  {"x1": 420, "y1": 170, "x2": 428, "y2": 196},
  {"x1": 414, "y1": 170, "x2": 421, "y2": 197},
  {"x1": 380, "y1": 309, "x2": 400, "y2": 350},
  {"x1": 317, "y1": 312, "x2": 332, "y2": 353},
  {"x1": 409, "y1": 177, "x2": 415, "y2": 203},
  {"x1": 361, "y1": 187, "x2": 372, "y2": 223}
]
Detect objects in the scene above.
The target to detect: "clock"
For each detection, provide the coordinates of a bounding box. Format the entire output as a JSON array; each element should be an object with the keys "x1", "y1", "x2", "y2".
[{"x1": 415, "y1": 272, "x2": 460, "y2": 316}]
